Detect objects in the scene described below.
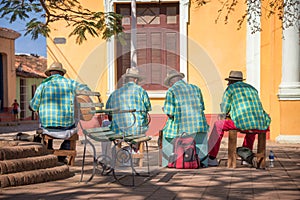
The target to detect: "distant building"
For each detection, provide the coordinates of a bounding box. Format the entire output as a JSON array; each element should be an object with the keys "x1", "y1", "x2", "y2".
[
  {"x1": 15, "y1": 54, "x2": 47, "y2": 120},
  {"x1": 0, "y1": 27, "x2": 47, "y2": 122},
  {"x1": 0, "y1": 27, "x2": 20, "y2": 122}
]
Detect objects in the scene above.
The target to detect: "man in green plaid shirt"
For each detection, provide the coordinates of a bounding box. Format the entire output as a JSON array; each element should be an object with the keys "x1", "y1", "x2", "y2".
[
  {"x1": 162, "y1": 70, "x2": 209, "y2": 167},
  {"x1": 106, "y1": 68, "x2": 151, "y2": 136},
  {"x1": 30, "y1": 62, "x2": 89, "y2": 162},
  {"x1": 208, "y1": 71, "x2": 271, "y2": 166}
]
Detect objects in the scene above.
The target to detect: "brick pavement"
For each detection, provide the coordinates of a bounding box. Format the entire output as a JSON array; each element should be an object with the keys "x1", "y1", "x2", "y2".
[{"x1": 0, "y1": 128, "x2": 299, "y2": 200}]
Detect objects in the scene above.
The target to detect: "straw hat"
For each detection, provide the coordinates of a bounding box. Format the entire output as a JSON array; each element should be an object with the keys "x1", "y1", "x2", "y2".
[
  {"x1": 44, "y1": 62, "x2": 67, "y2": 76},
  {"x1": 122, "y1": 67, "x2": 143, "y2": 81},
  {"x1": 164, "y1": 70, "x2": 185, "y2": 86},
  {"x1": 224, "y1": 71, "x2": 245, "y2": 81}
]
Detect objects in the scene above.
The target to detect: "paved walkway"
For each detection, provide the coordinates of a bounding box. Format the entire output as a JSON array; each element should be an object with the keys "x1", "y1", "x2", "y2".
[{"x1": 0, "y1": 125, "x2": 299, "y2": 200}]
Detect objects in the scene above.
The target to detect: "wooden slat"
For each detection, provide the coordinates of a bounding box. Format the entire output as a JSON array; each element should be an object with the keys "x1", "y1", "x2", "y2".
[
  {"x1": 53, "y1": 150, "x2": 76, "y2": 156},
  {"x1": 124, "y1": 134, "x2": 146, "y2": 140},
  {"x1": 130, "y1": 136, "x2": 151, "y2": 144},
  {"x1": 84, "y1": 127, "x2": 111, "y2": 134},
  {"x1": 94, "y1": 108, "x2": 120, "y2": 114},
  {"x1": 76, "y1": 90, "x2": 100, "y2": 97},
  {"x1": 79, "y1": 102, "x2": 104, "y2": 108},
  {"x1": 88, "y1": 131, "x2": 118, "y2": 137},
  {"x1": 87, "y1": 132, "x2": 122, "y2": 142}
]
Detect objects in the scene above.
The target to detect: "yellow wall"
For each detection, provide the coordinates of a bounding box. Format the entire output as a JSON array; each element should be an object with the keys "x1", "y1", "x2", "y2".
[
  {"x1": 260, "y1": 0, "x2": 300, "y2": 140},
  {"x1": 47, "y1": 1, "x2": 108, "y2": 98},
  {"x1": 47, "y1": 1, "x2": 247, "y2": 112},
  {"x1": 280, "y1": 101, "x2": 300, "y2": 135},
  {"x1": 188, "y1": 2, "x2": 247, "y2": 114},
  {"x1": 47, "y1": 1, "x2": 247, "y2": 114},
  {"x1": 46, "y1": 1, "x2": 300, "y2": 140},
  {"x1": 0, "y1": 36, "x2": 17, "y2": 109}
]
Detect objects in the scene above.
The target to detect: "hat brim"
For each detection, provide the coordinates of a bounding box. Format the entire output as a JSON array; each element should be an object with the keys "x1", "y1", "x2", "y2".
[
  {"x1": 225, "y1": 77, "x2": 245, "y2": 81},
  {"x1": 122, "y1": 74, "x2": 143, "y2": 81},
  {"x1": 45, "y1": 68, "x2": 66, "y2": 76},
  {"x1": 164, "y1": 73, "x2": 185, "y2": 86}
]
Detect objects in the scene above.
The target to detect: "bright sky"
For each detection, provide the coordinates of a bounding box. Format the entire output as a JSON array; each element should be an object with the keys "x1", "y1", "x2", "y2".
[{"x1": 0, "y1": 16, "x2": 47, "y2": 57}]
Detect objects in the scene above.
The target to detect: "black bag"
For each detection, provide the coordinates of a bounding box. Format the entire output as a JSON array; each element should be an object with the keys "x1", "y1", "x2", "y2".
[{"x1": 236, "y1": 147, "x2": 254, "y2": 164}]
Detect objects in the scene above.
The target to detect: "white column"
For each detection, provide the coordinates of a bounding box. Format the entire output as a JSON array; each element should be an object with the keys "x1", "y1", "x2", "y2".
[
  {"x1": 179, "y1": 0, "x2": 189, "y2": 79},
  {"x1": 131, "y1": 0, "x2": 137, "y2": 68},
  {"x1": 105, "y1": 0, "x2": 115, "y2": 95},
  {"x1": 246, "y1": 20, "x2": 261, "y2": 93},
  {"x1": 278, "y1": 0, "x2": 300, "y2": 100}
]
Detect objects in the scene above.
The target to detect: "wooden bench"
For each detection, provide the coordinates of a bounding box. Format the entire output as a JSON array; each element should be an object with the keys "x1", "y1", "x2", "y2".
[
  {"x1": 227, "y1": 130, "x2": 266, "y2": 169},
  {"x1": 41, "y1": 132, "x2": 79, "y2": 166}
]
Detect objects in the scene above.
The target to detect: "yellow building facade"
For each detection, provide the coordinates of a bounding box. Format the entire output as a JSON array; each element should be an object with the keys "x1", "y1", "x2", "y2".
[
  {"x1": 47, "y1": 0, "x2": 300, "y2": 143},
  {"x1": 0, "y1": 28, "x2": 20, "y2": 116}
]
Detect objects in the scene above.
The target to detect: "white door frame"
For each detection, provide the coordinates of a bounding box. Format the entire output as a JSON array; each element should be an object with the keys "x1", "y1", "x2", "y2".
[{"x1": 105, "y1": 0, "x2": 189, "y2": 98}]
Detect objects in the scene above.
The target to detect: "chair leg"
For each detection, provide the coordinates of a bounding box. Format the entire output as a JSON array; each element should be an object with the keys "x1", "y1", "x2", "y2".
[
  {"x1": 69, "y1": 139, "x2": 77, "y2": 166},
  {"x1": 158, "y1": 130, "x2": 163, "y2": 167},
  {"x1": 257, "y1": 132, "x2": 266, "y2": 169},
  {"x1": 145, "y1": 141, "x2": 150, "y2": 175},
  {"x1": 80, "y1": 140, "x2": 87, "y2": 182},
  {"x1": 228, "y1": 130, "x2": 237, "y2": 168},
  {"x1": 138, "y1": 142, "x2": 144, "y2": 167}
]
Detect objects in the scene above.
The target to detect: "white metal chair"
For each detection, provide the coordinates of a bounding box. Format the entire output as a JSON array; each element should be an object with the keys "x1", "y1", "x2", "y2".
[{"x1": 76, "y1": 90, "x2": 151, "y2": 186}]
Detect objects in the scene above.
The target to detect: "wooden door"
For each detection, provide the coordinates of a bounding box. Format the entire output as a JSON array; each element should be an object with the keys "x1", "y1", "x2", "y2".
[{"x1": 116, "y1": 3, "x2": 179, "y2": 90}]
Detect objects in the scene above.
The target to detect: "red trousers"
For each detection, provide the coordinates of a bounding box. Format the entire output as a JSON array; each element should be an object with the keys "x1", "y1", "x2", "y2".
[{"x1": 208, "y1": 119, "x2": 256, "y2": 158}]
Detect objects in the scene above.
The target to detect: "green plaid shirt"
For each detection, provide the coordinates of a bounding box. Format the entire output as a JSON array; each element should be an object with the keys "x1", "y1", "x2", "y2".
[
  {"x1": 30, "y1": 74, "x2": 89, "y2": 128},
  {"x1": 163, "y1": 80, "x2": 209, "y2": 138},
  {"x1": 221, "y1": 81, "x2": 271, "y2": 130},
  {"x1": 106, "y1": 82, "x2": 152, "y2": 135}
]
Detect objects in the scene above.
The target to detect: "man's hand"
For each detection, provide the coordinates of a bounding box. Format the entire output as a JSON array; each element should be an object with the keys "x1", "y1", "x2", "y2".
[{"x1": 28, "y1": 105, "x2": 34, "y2": 112}]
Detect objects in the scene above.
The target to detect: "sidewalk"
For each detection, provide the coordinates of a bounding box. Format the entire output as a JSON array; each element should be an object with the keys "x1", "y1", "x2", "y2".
[{"x1": 0, "y1": 127, "x2": 299, "y2": 200}]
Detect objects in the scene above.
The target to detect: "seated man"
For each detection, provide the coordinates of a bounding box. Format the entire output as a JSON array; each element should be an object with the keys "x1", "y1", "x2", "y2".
[
  {"x1": 208, "y1": 70, "x2": 271, "y2": 166},
  {"x1": 162, "y1": 70, "x2": 209, "y2": 167},
  {"x1": 30, "y1": 62, "x2": 90, "y2": 163},
  {"x1": 106, "y1": 67, "x2": 152, "y2": 149}
]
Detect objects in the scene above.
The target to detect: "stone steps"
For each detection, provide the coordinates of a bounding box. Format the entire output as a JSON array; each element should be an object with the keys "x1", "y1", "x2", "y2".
[
  {"x1": 0, "y1": 142, "x2": 48, "y2": 160},
  {"x1": 0, "y1": 140, "x2": 72, "y2": 188},
  {"x1": 0, "y1": 154, "x2": 58, "y2": 174},
  {"x1": 0, "y1": 165, "x2": 71, "y2": 188}
]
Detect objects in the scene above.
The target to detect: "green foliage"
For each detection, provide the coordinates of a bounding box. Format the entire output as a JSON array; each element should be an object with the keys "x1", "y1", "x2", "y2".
[
  {"x1": 0, "y1": 0, "x2": 123, "y2": 44},
  {"x1": 194, "y1": 0, "x2": 299, "y2": 34}
]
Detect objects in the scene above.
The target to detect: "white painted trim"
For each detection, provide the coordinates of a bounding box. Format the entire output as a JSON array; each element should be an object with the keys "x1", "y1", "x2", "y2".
[
  {"x1": 147, "y1": 90, "x2": 167, "y2": 98},
  {"x1": 246, "y1": 0, "x2": 261, "y2": 93},
  {"x1": 179, "y1": 0, "x2": 189, "y2": 81},
  {"x1": 106, "y1": 0, "x2": 115, "y2": 96},
  {"x1": 275, "y1": 135, "x2": 300, "y2": 144},
  {"x1": 246, "y1": 31, "x2": 260, "y2": 93},
  {"x1": 278, "y1": 0, "x2": 300, "y2": 100},
  {"x1": 105, "y1": 0, "x2": 188, "y2": 97}
]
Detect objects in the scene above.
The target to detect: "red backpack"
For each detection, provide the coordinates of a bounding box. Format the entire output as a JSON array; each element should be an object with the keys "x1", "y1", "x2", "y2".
[{"x1": 168, "y1": 135, "x2": 200, "y2": 169}]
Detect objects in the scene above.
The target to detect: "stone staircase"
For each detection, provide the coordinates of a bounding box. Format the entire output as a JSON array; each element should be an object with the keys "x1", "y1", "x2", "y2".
[{"x1": 0, "y1": 140, "x2": 72, "y2": 188}]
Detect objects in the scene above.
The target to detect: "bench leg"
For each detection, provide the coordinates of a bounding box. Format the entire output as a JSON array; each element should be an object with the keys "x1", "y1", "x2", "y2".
[
  {"x1": 138, "y1": 142, "x2": 144, "y2": 167},
  {"x1": 228, "y1": 130, "x2": 237, "y2": 168},
  {"x1": 68, "y1": 139, "x2": 77, "y2": 166},
  {"x1": 42, "y1": 134, "x2": 78, "y2": 166},
  {"x1": 257, "y1": 132, "x2": 266, "y2": 169}
]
